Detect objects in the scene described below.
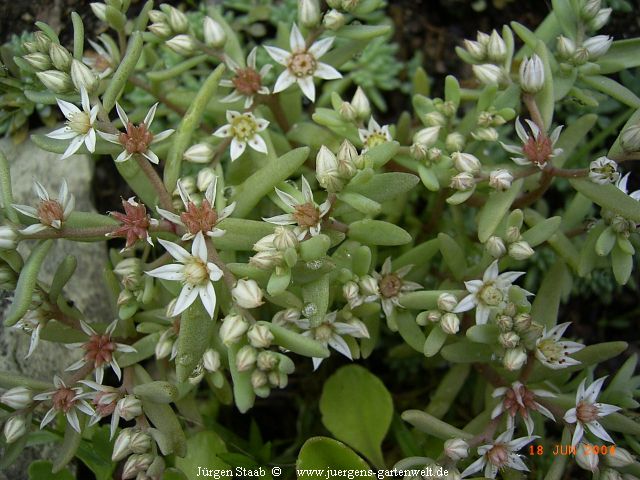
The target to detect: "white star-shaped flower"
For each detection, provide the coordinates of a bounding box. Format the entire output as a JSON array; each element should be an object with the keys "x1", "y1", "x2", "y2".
[
  {"x1": 264, "y1": 23, "x2": 342, "y2": 102},
  {"x1": 500, "y1": 117, "x2": 563, "y2": 168},
  {"x1": 98, "y1": 102, "x2": 174, "y2": 164},
  {"x1": 263, "y1": 176, "x2": 331, "y2": 240},
  {"x1": 358, "y1": 117, "x2": 392, "y2": 152},
  {"x1": 453, "y1": 260, "x2": 528, "y2": 325},
  {"x1": 46, "y1": 86, "x2": 98, "y2": 159},
  {"x1": 564, "y1": 376, "x2": 621, "y2": 447},
  {"x1": 219, "y1": 47, "x2": 271, "y2": 108},
  {"x1": 213, "y1": 110, "x2": 269, "y2": 161},
  {"x1": 13, "y1": 179, "x2": 75, "y2": 234},
  {"x1": 535, "y1": 322, "x2": 584, "y2": 369},
  {"x1": 491, "y1": 381, "x2": 556, "y2": 436},
  {"x1": 461, "y1": 429, "x2": 537, "y2": 479},
  {"x1": 33, "y1": 376, "x2": 95, "y2": 434},
  {"x1": 145, "y1": 231, "x2": 223, "y2": 318}
]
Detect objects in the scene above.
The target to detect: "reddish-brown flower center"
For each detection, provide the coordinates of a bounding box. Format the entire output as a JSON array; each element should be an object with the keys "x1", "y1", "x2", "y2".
[
  {"x1": 232, "y1": 67, "x2": 263, "y2": 96},
  {"x1": 119, "y1": 122, "x2": 154, "y2": 154},
  {"x1": 522, "y1": 134, "x2": 553, "y2": 167},
  {"x1": 37, "y1": 199, "x2": 64, "y2": 227},
  {"x1": 289, "y1": 52, "x2": 317, "y2": 78},
  {"x1": 503, "y1": 385, "x2": 538, "y2": 418},
  {"x1": 83, "y1": 334, "x2": 116, "y2": 367},
  {"x1": 180, "y1": 200, "x2": 219, "y2": 235},
  {"x1": 293, "y1": 202, "x2": 321, "y2": 228},
  {"x1": 576, "y1": 401, "x2": 599, "y2": 423},
  {"x1": 52, "y1": 387, "x2": 77, "y2": 413},
  {"x1": 379, "y1": 273, "x2": 402, "y2": 298},
  {"x1": 110, "y1": 199, "x2": 152, "y2": 248},
  {"x1": 487, "y1": 444, "x2": 509, "y2": 467},
  {"x1": 93, "y1": 391, "x2": 117, "y2": 417}
]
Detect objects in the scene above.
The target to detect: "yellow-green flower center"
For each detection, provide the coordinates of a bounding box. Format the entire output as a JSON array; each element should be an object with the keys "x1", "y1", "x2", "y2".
[
  {"x1": 479, "y1": 283, "x2": 503, "y2": 306},
  {"x1": 183, "y1": 258, "x2": 209, "y2": 286},
  {"x1": 365, "y1": 132, "x2": 388, "y2": 150},
  {"x1": 537, "y1": 338, "x2": 563, "y2": 363},
  {"x1": 314, "y1": 324, "x2": 333, "y2": 342},
  {"x1": 231, "y1": 114, "x2": 258, "y2": 141},
  {"x1": 67, "y1": 111, "x2": 92, "y2": 135}
]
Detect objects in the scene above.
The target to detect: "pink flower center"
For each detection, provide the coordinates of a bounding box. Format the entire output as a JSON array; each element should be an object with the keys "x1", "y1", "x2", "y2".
[
  {"x1": 576, "y1": 401, "x2": 599, "y2": 423},
  {"x1": 180, "y1": 200, "x2": 219, "y2": 235},
  {"x1": 83, "y1": 334, "x2": 116, "y2": 367},
  {"x1": 232, "y1": 67, "x2": 263, "y2": 96},
  {"x1": 379, "y1": 273, "x2": 402, "y2": 298},
  {"x1": 522, "y1": 133, "x2": 553, "y2": 167},
  {"x1": 37, "y1": 199, "x2": 64, "y2": 227},
  {"x1": 293, "y1": 202, "x2": 321, "y2": 228},
  {"x1": 119, "y1": 122, "x2": 154, "y2": 154},
  {"x1": 52, "y1": 387, "x2": 77, "y2": 413}
]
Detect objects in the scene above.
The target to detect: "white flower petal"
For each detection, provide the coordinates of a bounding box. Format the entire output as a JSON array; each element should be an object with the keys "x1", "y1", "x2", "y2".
[
  {"x1": 308, "y1": 37, "x2": 335, "y2": 59},
  {"x1": 264, "y1": 45, "x2": 291, "y2": 66},
  {"x1": 314, "y1": 62, "x2": 342, "y2": 80},
  {"x1": 297, "y1": 76, "x2": 316, "y2": 102},
  {"x1": 173, "y1": 284, "x2": 200, "y2": 316},
  {"x1": 230, "y1": 138, "x2": 246, "y2": 160},
  {"x1": 273, "y1": 70, "x2": 297, "y2": 94}
]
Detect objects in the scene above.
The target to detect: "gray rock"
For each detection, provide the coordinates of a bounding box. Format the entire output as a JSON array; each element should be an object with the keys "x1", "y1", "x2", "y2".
[{"x1": 0, "y1": 127, "x2": 112, "y2": 479}]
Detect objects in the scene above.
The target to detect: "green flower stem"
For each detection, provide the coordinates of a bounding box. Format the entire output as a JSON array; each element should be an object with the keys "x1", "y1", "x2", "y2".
[
  {"x1": 522, "y1": 92, "x2": 545, "y2": 131},
  {"x1": 135, "y1": 154, "x2": 175, "y2": 212},
  {"x1": 20, "y1": 226, "x2": 115, "y2": 240}
]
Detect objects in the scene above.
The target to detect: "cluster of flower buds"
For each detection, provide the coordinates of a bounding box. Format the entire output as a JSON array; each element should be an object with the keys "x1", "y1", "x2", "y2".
[
  {"x1": 620, "y1": 122, "x2": 640, "y2": 153},
  {"x1": 23, "y1": 30, "x2": 98, "y2": 94},
  {"x1": 169, "y1": 167, "x2": 217, "y2": 210},
  {"x1": 113, "y1": 426, "x2": 165, "y2": 479},
  {"x1": 114, "y1": 257, "x2": 152, "y2": 320},
  {"x1": 416, "y1": 293, "x2": 461, "y2": 335},
  {"x1": 316, "y1": 140, "x2": 361, "y2": 192},
  {"x1": 250, "y1": 226, "x2": 299, "y2": 271},
  {"x1": 462, "y1": 29, "x2": 510, "y2": 87},
  {"x1": 336, "y1": 87, "x2": 371, "y2": 123},
  {"x1": 556, "y1": 34, "x2": 612, "y2": 66},
  {"x1": 580, "y1": 0, "x2": 612, "y2": 31},
  {"x1": 1, "y1": 387, "x2": 34, "y2": 443},
  {"x1": 326, "y1": 0, "x2": 361, "y2": 12}
]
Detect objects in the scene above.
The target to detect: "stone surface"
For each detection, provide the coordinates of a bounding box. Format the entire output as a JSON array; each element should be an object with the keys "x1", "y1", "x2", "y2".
[{"x1": 0, "y1": 127, "x2": 112, "y2": 479}]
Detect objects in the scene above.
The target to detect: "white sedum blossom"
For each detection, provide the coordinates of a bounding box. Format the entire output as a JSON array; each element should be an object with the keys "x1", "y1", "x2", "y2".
[
  {"x1": 461, "y1": 429, "x2": 537, "y2": 478},
  {"x1": 213, "y1": 110, "x2": 269, "y2": 161},
  {"x1": 13, "y1": 180, "x2": 75, "y2": 234},
  {"x1": 146, "y1": 232, "x2": 223, "y2": 318},
  {"x1": 46, "y1": 87, "x2": 98, "y2": 159},
  {"x1": 359, "y1": 117, "x2": 392, "y2": 152},
  {"x1": 535, "y1": 322, "x2": 584, "y2": 369},
  {"x1": 454, "y1": 260, "x2": 528, "y2": 325},
  {"x1": 219, "y1": 47, "x2": 271, "y2": 108},
  {"x1": 33, "y1": 376, "x2": 94, "y2": 434},
  {"x1": 564, "y1": 376, "x2": 621, "y2": 447},
  {"x1": 264, "y1": 23, "x2": 341, "y2": 102}
]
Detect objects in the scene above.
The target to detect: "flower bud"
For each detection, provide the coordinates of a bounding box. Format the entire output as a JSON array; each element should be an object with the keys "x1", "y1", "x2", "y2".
[
  {"x1": 122, "y1": 453, "x2": 154, "y2": 479},
  {"x1": 112, "y1": 428, "x2": 134, "y2": 461},
  {"x1": 410, "y1": 143, "x2": 428, "y2": 162},
  {"x1": 343, "y1": 281, "x2": 360, "y2": 304},
  {"x1": 164, "y1": 6, "x2": 188, "y2": 33},
  {"x1": 232, "y1": 279, "x2": 264, "y2": 309},
  {"x1": 359, "y1": 275, "x2": 379, "y2": 297},
  {"x1": 298, "y1": 0, "x2": 321, "y2": 28},
  {"x1": 166, "y1": 34, "x2": 197, "y2": 56},
  {"x1": 471, "y1": 127, "x2": 499, "y2": 142},
  {"x1": 22, "y1": 41, "x2": 38, "y2": 54},
  {"x1": 250, "y1": 250, "x2": 283, "y2": 269},
  {"x1": 316, "y1": 146, "x2": 343, "y2": 192},
  {"x1": 508, "y1": 240, "x2": 534, "y2": 260},
  {"x1": 444, "y1": 438, "x2": 469, "y2": 461},
  {"x1": 489, "y1": 169, "x2": 513, "y2": 191},
  {"x1": 472, "y1": 64, "x2": 503, "y2": 85},
  {"x1": 589, "y1": 8, "x2": 611, "y2": 31},
  {"x1": 584, "y1": 35, "x2": 612, "y2": 59},
  {"x1": 463, "y1": 39, "x2": 485, "y2": 61},
  {"x1": 452, "y1": 152, "x2": 481, "y2": 173},
  {"x1": 0, "y1": 226, "x2": 18, "y2": 250},
  {"x1": 486, "y1": 236, "x2": 507, "y2": 258},
  {"x1": 499, "y1": 331, "x2": 520, "y2": 349},
  {"x1": 203, "y1": 349, "x2": 221, "y2": 372},
  {"x1": 1, "y1": 387, "x2": 32, "y2": 409},
  {"x1": 424, "y1": 111, "x2": 447, "y2": 127},
  {"x1": 3, "y1": 416, "x2": 27, "y2": 443},
  {"x1": 427, "y1": 147, "x2": 442, "y2": 163},
  {"x1": 196, "y1": 167, "x2": 216, "y2": 193},
  {"x1": 519, "y1": 54, "x2": 545, "y2": 94},
  {"x1": 600, "y1": 469, "x2": 623, "y2": 480},
  {"x1": 184, "y1": 143, "x2": 214, "y2": 163},
  {"x1": 556, "y1": 35, "x2": 576, "y2": 59},
  {"x1": 130, "y1": 431, "x2": 152, "y2": 454},
  {"x1": 621, "y1": 125, "x2": 640, "y2": 152},
  {"x1": 505, "y1": 226, "x2": 521, "y2": 244},
  {"x1": 323, "y1": 9, "x2": 346, "y2": 30},
  {"x1": 203, "y1": 17, "x2": 227, "y2": 48},
  {"x1": 257, "y1": 351, "x2": 278, "y2": 371},
  {"x1": 426, "y1": 310, "x2": 442, "y2": 323},
  {"x1": 445, "y1": 132, "x2": 465, "y2": 152},
  {"x1": 337, "y1": 140, "x2": 358, "y2": 177},
  {"x1": 414, "y1": 126, "x2": 440, "y2": 147},
  {"x1": 440, "y1": 313, "x2": 460, "y2": 335},
  {"x1": 251, "y1": 369, "x2": 268, "y2": 389},
  {"x1": 450, "y1": 172, "x2": 475, "y2": 191},
  {"x1": 117, "y1": 395, "x2": 142, "y2": 421},
  {"x1": 247, "y1": 324, "x2": 274, "y2": 348},
  {"x1": 476, "y1": 31, "x2": 490, "y2": 45},
  {"x1": 604, "y1": 447, "x2": 635, "y2": 468},
  {"x1": 496, "y1": 314, "x2": 513, "y2": 331},
  {"x1": 502, "y1": 302, "x2": 516, "y2": 317},
  {"x1": 351, "y1": 87, "x2": 370, "y2": 121},
  {"x1": 236, "y1": 345, "x2": 257, "y2": 372},
  {"x1": 503, "y1": 347, "x2": 527, "y2": 370},
  {"x1": 581, "y1": 0, "x2": 602, "y2": 20},
  {"x1": 487, "y1": 30, "x2": 507, "y2": 62},
  {"x1": 149, "y1": 22, "x2": 172, "y2": 38},
  {"x1": 155, "y1": 332, "x2": 174, "y2": 359},
  {"x1": 90, "y1": 3, "x2": 107, "y2": 22},
  {"x1": 36, "y1": 70, "x2": 73, "y2": 93},
  {"x1": 576, "y1": 443, "x2": 599, "y2": 472},
  {"x1": 437, "y1": 293, "x2": 458, "y2": 312},
  {"x1": 70, "y1": 59, "x2": 98, "y2": 93},
  {"x1": 219, "y1": 314, "x2": 249, "y2": 345},
  {"x1": 49, "y1": 43, "x2": 72, "y2": 71},
  {"x1": 23, "y1": 52, "x2": 52, "y2": 71},
  {"x1": 513, "y1": 313, "x2": 532, "y2": 332},
  {"x1": 268, "y1": 370, "x2": 288, "y2": 388},
  {"x1": 148, "y1": 10, "x2": 166, "y2": 23},
  {"x1": 572, "y1": 47, "x2": 590, "y2": 65},
  {"x1": 338, "y1": 101, "x2": 357, "y2": 121}
]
